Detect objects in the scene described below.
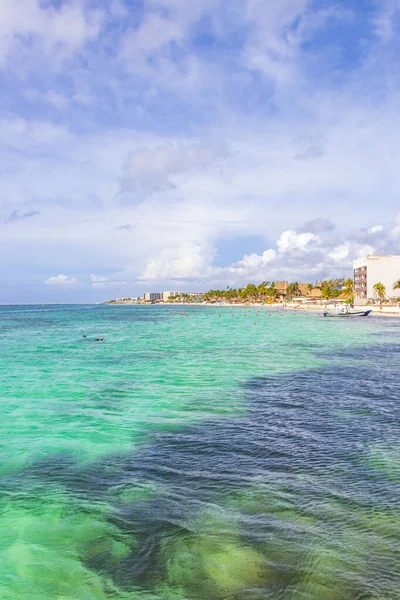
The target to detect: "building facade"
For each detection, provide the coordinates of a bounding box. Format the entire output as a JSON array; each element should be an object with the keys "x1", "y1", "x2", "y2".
[
  {"x1": 353, "y1": 255, "x2": 400, "y2": 301},
  {"x1": 143, "y1": 291, "x2": 184, "y2": 302},
  {"x1": 162, "y1": 291, "x2": 184, "y2": 302},
  {"x1": 144, "y1": 292, "x2": 163, "y2": 302}
]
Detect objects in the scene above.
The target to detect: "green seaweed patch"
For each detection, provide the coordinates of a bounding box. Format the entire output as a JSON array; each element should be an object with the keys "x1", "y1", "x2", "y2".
[
  {"x1": 0, "y1": 489, "x2": 136, "y2": 600},
  {"x1": 366, "y1": 445, "x2": 400, "y2": 483},
  {"x1": 293, "y1": 544, "x2": 357, "y2": 600},
  {"x1": 119, "y1": 482, "x2": 165, "y2": 504},
  {"x1": 226, "y1": 484, "x2": 318, "y2": 533},
  {"x1": 291, "y1": 497, "x2": 400, "y2": 600},
  {"x1": 226, "y1": 483, "x2": 293, "y2": 514},
  {"x1": 156, "y1": 508, "x2": 267, "y2": 599}
]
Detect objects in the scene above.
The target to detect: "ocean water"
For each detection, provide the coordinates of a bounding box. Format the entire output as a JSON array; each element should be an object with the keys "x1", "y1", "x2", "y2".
[{"x1": 0, "y1": 304, "x2": 399, "y2": 600}]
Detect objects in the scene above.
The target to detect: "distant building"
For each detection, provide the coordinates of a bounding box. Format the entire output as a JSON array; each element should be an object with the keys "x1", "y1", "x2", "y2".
[
  {"x1": 353, "y1": 255, "x2": 400, "y2": 301},
  {"x1": 187, "y1": 292, "x2": 204, "y2": 302},
  {"x1": 162, "y1": 291, "x2": 184, "y2": 302},
  {"x1": 144, "y1": 292, "x2": 163, "y2": 302},
  {"x1": 115, "y1": 297, "x2": 138, "y2": 303},
  {"x1": 143, "y1": 291, "x2": 184, "y2": 302}
]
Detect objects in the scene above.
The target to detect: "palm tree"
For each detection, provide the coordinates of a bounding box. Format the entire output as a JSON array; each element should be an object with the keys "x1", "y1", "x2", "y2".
[
  {"x1": 343, "y1": 278, "x2": 354, "y2": 297},
  {"x1": 257, "y1": 281, "x2": 269, "y2": 300},
  {"x1": 394, "y1": 279, "x2": 400, "y2": 291},
  {"x1": 287, "y1": 282, "x2": 300, "y2": 299},
  {"x1": 321, "y1": 285, "x2": 333, "y2": 300},
  {"x1": 373, "y1": 282, "x2": 386, "y2": 301},
  {"x1": 267, "y1": 282, "x2": 278, "y2": 300}
]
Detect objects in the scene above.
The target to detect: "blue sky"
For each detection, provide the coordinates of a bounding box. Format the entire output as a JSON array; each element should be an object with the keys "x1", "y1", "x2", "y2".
[{"x1": 1, "y1": 0, "x2": 400, "y2": 302}]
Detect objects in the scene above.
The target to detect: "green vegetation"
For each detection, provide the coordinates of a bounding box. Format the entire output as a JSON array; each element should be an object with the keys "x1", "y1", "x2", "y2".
[
  {"x1": 287, "y1": 282, "x2": 300, "y2": 299},
  {"x1": 203, "y1": 282, "x2": 280, "y2": 303},
  {"x1": 393, "y1": 279, "x2": 400, "y2": 291},
  {"x1": 319, "y1": 278, "x2": 345, "y2": 299},
  {"x1": 373, "y1": 282, "x2": 386, "y2": 300},
  {"x1": 169, "y1": 292, "x2": 204, "y2": 303},
  {"x1": 341, "y1": 279, "x2": 355, "y2": 304},
  {"x1": 321, "y1": 285, "x2": 333, "y2": 300},
  {"x1": 202, "y1": 278, "x2": 348, "y2": 303}
]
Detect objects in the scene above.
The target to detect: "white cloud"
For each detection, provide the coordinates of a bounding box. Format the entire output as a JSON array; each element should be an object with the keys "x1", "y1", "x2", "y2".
[
  {"x1": 90, "y1": 274, "x2": 125, "y2": 288},
  {"x1": 120, "y1": 0, "x2": 215, "y2": 62},
  {"x1": 367, "y1": 225, "x2": 383, "y2": 234},
  {"x1": 141, "y1": 242, "x2": 214, "y2": 280},
  {"x1": 328, "y1": 243, "x2": 350, "y2": 262},
  {"x1": 209, "y1": 216, "x2": 400, "y2": 286},
  {"x1": 0, "y1": 0, "x2": 104, "y2": 66},
  {"x1": 225, "y1": 249, "x2": 277, "y2": 276},
  {"x1": 276, "y1": 230, "x2": 319, "y2": 254},
  {"x1": 45, "y1": 274, "x2": 77, "y2": 285},
  {"x1": 90, "y1": 274, "x2": 108, "y2": 286},
  {"x1": 374, "y1": 0, "x2": 400, "y2": 42},
  {"x1": 123, "y1": 142, "x2": 223, "y2": 193}
]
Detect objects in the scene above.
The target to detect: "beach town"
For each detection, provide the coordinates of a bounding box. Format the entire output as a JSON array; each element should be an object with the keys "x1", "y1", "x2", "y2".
[{"x1": 108, "y1": 254, "x2": 400, "y2": 315}]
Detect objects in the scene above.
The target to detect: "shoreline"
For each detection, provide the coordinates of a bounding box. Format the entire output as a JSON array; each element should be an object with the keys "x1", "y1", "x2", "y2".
[
  {"x1": 107, "y1": 301, "x2": 400, "y2": 317},
  {"x1": 163, "y1": 301, "x2": 400, "y2": 317}
]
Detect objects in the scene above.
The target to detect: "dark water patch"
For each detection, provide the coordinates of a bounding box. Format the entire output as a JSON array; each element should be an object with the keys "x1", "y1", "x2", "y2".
[
  {"x1": 318, "y1": 342, "x2": 400, "y2": 361},
  {"x1": 9, "y1": 353, "x2": 400, "y2": 599}
]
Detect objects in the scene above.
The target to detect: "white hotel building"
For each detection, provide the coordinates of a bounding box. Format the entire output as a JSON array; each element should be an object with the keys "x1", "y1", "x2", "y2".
[
  {"x1": 143, "y1": 291, "x2": 183, "y2": 302},
  {"x1": 353, "y1": 255, "x2": 400, "y2": 301}
]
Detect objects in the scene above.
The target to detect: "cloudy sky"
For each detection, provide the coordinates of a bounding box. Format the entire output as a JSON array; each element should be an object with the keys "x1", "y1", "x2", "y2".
[{"x1": 1, "y1": 0, "x2": 400, "y2": 302}]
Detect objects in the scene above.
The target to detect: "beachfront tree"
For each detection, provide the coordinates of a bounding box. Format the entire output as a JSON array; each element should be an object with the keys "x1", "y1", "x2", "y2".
[
  {"x1": 327, "y1": 277, "x2": 344, "y2": 290},
  {"x1": 321, "y1": 285, "x2": 333, "y2": 300},
  {"x1": 394, "y1": 279, "x2": 400, "y2": 291},
  {"x1": 343, "y1": 278, "x2": 354, "y2": 298},
  {"x1": 320, "y1": 279, "x2": 342, "y2": 299},
  {"x1": 267, "y1": 282, "x2": 278, "y2": 300},
  {"x1": 257, "y1": 281, "x2": 269, "y2": 300},
  {"x1": 202, "y1": 278, "x2": 349, "y2": 304},
  {"x1": 287, "y1": 282, "x2": 300, "y2": 299},
  {"x1": 241, "y1": 283, "x2": 258, "y2": 302},
  {"x1": 373, "y1": 282, "x2": 386, "y2": 300}
]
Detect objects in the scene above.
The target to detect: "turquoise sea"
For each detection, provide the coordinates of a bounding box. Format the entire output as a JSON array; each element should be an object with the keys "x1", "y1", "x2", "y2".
[{"x1": 0, "y1": 304, "x2": 399, "y2": 599}]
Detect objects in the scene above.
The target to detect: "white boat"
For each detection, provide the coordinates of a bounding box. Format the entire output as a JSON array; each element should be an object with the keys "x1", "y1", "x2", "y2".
[{"x1": 323, "y1": 305, "x2": 371, "y2": 318}]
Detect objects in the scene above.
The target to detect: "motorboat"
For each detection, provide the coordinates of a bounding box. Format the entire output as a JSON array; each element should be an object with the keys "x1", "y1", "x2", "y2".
[{"x1": 323, "y1": 305, "x2": 371, "y2": 317}]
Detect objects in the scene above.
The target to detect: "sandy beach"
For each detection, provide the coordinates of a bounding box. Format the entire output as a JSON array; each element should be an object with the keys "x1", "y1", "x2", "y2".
[{"x1": 163, "y1": 301, "x2": 400, "y2": 316}]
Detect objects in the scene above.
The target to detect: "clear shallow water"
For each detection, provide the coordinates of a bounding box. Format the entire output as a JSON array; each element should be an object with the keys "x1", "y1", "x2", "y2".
[{"x1": 0, "y1": 304, "x2": 399, "y2": 599}]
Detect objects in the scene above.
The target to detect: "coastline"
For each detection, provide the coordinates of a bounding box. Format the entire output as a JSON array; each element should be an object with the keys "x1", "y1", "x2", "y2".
[
  {"x1": 107, "y1": 300, "x2": 400, "y2": 317},
  {"x1": 162, "y1": 301, "x2": 400, "y2": 317}
]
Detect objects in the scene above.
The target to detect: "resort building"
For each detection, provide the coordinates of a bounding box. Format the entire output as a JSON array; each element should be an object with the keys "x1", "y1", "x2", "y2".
[
  {"x1": 353, "y1": 255, "x2": 400, "y2": 301},
  {"x1": 162, "y1": 291, "x2": 184, "y2": 302},
  {"x1": 187, "y1": 292, "x2": 204, "y2": 302},
  {"x1": 144, "y1": 292, "x2": 163, "y2": 302},
  {"x1": 143, "y1": 291, "x2": 184, "y2": 302},
  {"x1": 114, "y1": 297, "x2": 139, "y2": 304}
]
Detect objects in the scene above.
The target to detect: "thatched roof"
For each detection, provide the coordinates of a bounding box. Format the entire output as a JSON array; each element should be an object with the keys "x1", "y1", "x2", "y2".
[
  {"x1": 298, "y1": 283, "x2": 312, "y2": 296},
  {"x1": 275, "y1": 281, "x2": 288, "y2": 292},
  {"x1": 307, "y1": 288, "x2": 323, "y2": 299}
]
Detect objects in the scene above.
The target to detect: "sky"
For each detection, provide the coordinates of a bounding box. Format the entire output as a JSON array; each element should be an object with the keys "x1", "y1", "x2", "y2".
[{"x1": 1, "y1": 0, "x2": 400, "y2": 302}]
